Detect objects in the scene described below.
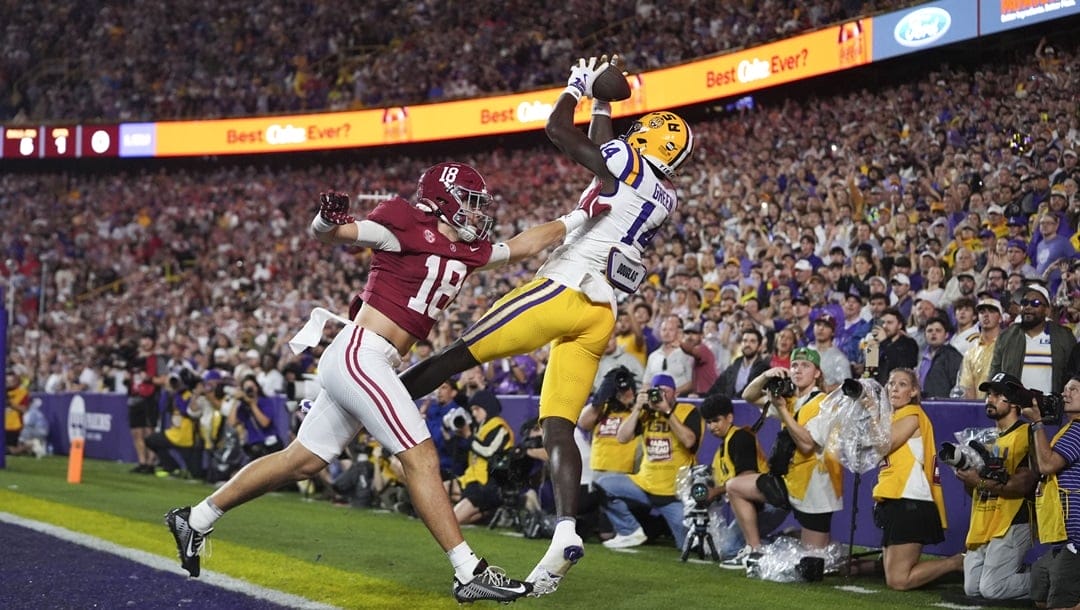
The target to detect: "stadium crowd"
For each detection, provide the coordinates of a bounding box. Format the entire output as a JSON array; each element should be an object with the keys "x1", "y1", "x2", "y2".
[
  {"x1": 2, "y1": 0, "x2": 920, "y2": 122},
  {"x1": 4, "y1": 5, "x2": 1080, "y2": 604},
  {"x1": 4, "y1": 32, "x2": 1079, "y2": 401}
]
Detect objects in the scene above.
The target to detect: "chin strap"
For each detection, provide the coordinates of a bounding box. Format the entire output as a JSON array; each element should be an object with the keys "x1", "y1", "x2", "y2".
[
  {"x1": 425, "y1": 205, "x2": 478, "y2": 243},
  {"x1": 455, "y1": 223, "x2": 479, "y2": 243}
]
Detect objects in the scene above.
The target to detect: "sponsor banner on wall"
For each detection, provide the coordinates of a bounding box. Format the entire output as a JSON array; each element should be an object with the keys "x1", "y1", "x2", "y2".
[
  {"x1": 979, "y1": 0, "x2": 1080, "y2": 35},
  {"x1": 872, "y1": 0, "x2": 980, "y2": 61}
]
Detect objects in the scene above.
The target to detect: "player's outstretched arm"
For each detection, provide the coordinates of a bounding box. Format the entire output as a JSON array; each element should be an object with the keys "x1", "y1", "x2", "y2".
[
  {"x1": 490, "y1": 190, "x2": 612, "y2": 267},
  {"x1": 310, "y1": 191, "x2": 358, "y2": 244},
  {"x1": 309, "y1": 191, "x2": 401, "y2": 251}
]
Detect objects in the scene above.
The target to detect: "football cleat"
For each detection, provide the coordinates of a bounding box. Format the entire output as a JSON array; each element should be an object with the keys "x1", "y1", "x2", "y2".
[
  {"x1": 165, "y1": 506, "x2": 212, "y2": 577},
  {"x1": 452, "y1": 559, "x2": 531, "y2": 604}
]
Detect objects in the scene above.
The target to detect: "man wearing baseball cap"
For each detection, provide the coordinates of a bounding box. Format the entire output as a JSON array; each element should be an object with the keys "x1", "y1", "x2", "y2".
[
  {"x1": 1005, "y1": 240, "x2": 1037, "y2": 279},
  {"x1": 810, "y1": 314, "x2": 851, "y2": 393},
  {"x1": 723, "y1": 347, "x2": 843, "y2": 567},
  {"x1": 990, "y1": 284, "x2": 1075, "y2": 395},
  {"x1": 596, "y1": 373, "x2": 702, "y2": 551},
  {"x1": 957, "y1": 298, "x2": 1005, "y2": 399},
  {"x1": 953, "y1": 372, "x2": 1037, "y2": 600}
]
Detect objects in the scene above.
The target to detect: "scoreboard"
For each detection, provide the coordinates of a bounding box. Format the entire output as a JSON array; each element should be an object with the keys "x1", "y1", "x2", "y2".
[{"x1": 2, "y1": 124, "x2": 121, "y2": 159}]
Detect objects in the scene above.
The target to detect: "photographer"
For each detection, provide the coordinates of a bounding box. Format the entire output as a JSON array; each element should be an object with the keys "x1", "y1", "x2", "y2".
[
  {"x1": 725, "y1": 347, "x2": 843, "y2": 568},
  {"x1": 145, "y1": 368, "x2": 209, "y2": 478},
  {"x1": 423, "y1": 379, "x2": 469, "y2": 479},
  {"x1": 578, "y1": 366, "x2": 640, "y2": 477},
  {"x1": 1022, "y1": 374, "x2": 1080, "y2": 609},
  {"x1": 449, "y1": 390, "x2": 514, "y2": 525},
  {"x1": 951, "y1": 372, "x2": 1037, "y2": 600},
  {"x1": 488, "y1": 418, "x2": 550, "y2": 527},
  {"x1": 699, "y1": 394, "x2": 787, "y2": 564},
  {"x1": 869, "y1": 368, "x2": 963, "y2": 589},
  {"x1": 226, "y1": 374, "x2": 284, "y2": 460},
  {"x1": 578, "y1": 366, "x2": 639, "y2": 542},
  {"x1": 596, "y1": 374, "x2": 703, "y2": 550}
]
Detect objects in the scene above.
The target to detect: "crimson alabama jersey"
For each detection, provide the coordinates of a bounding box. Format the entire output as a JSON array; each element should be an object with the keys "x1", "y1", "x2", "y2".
[{"x1": 356, "y1": 197, "x2": 493, "y2": 339}]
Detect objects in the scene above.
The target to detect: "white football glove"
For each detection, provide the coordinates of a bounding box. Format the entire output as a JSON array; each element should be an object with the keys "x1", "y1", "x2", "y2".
[{"x1": 566, "y1": 56, "x2": 609, "y2": 99}]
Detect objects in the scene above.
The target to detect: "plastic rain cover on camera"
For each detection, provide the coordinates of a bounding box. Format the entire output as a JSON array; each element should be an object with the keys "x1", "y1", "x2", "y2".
[
  {"x1": 818, "y1": 378, "x2": 892, "y2": 474},
  {"x1": 676, "y1": 465, "x2": 709, "y2": 509},
  {"x1": 751, "y1": 536, "x2": 847, "y2": 582},
  {"x1": 952, "y1": 426, "x2": 999, "y2": 446},
  {"x1": 677, "y1": 465, "x2": 740, "y2": 555}
]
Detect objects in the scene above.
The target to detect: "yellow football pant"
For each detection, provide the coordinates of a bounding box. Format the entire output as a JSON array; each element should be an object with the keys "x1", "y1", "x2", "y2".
[{"x1": 462, "y1": 278, "x2": 614, "y2": 423}]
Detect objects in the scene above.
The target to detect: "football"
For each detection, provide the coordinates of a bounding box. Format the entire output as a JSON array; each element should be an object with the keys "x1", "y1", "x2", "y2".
[{"x1": 592, "y1": 64, "x2": 632, "y2": 102}]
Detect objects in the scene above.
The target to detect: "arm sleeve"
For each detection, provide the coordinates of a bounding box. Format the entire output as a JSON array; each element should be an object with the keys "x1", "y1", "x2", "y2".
[
  {"x1": 354, "y1": 220, "x2": 402, "y2": 251},
  {"x1": 478, "y1": 242, "x2": 511, "y2": 270},
  {"x1": 729, "y1": 429, "x2": 760, "y2": 475}
]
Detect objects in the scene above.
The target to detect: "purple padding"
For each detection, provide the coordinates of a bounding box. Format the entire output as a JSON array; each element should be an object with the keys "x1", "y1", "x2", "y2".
[{"x1": 0, "y1": 521, "x2": 289, "y2": 609}]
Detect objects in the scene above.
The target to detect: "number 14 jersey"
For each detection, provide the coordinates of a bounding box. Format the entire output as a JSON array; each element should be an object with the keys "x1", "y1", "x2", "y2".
[{"x1": 536, "y1": 138, "x2": 677, "y2": 306}]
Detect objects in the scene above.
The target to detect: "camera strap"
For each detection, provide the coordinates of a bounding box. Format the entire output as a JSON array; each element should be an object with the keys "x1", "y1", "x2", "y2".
[{"x1": 750, "y1": 408, "x2": 768, "y2": 433}]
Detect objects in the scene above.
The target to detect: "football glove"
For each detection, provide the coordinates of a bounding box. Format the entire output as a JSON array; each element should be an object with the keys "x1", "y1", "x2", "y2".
[
  {"x1": 566, "y1": 56, "x2": 608, "y2": 99},
  {"x1": 576, "y1": 180, "x2": 611, "y2": 218},
  {"x1": 317, "y1": 191, "x2": 355, "y2": 226}
]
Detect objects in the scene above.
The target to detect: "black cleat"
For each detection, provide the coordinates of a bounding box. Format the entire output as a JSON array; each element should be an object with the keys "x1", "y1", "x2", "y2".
[
  {"x1": 452, "y1": 559, "x2": 531, "y2": 603},
  {"x1": 165, "y1": 506, "x2": 212, "y2": 577}
]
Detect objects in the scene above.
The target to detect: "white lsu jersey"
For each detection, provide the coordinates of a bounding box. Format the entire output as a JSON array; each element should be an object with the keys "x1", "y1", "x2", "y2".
[{"x1": 537, "y1": 138, "x2": 677, "y2": 305}]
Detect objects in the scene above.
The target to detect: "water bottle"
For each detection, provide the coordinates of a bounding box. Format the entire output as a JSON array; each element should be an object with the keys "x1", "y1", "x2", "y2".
[{"x1": 949, "y1": 371, "x2": 966, "y2": 399}]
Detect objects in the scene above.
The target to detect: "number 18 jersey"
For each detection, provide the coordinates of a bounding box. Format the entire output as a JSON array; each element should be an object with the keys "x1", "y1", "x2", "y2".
[
  {"x1": 358, "y1": 198, "x2": 493, "y2": 339},
  {"x1": 536, "y1": 138, "x2": 677, "y2": 305}
]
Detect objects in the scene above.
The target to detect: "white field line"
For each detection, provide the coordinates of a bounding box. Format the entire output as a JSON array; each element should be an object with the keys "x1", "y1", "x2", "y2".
[{"x1": 0, "y1": 511, "x2": 338, "y2": 610}]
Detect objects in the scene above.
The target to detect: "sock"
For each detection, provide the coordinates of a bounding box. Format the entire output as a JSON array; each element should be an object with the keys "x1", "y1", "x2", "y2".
[
  {"x1": 540, "y1": 518, "x2": 581, "y2": 566},
  {"x1": 188, "y1": 498, "x2": 224, "y2": 534},
  {"x1": 448, "y1": 542, "x2": 481, "y2": 583},
  {"x1": 553, "y1": 517, "x2": 578, "y2": 543}
]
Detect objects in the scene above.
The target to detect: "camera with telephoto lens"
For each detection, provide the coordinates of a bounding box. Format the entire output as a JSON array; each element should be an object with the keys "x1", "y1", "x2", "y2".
[
  {"x1": 939, "y1": 440, "x2": 1008, "y2": 485},
  {"x1": 764, "y1": 375, "x2": 796, "y2": 398},
  {"x1": 841, "y1": 378, "x2": 864, "y2": 399},
  {"x1": 1007, "y1": 383, "x2": 1065, "y2": 426},
  {"x1": 688, "y1": 465, "x2": 713, "y2": 507},
  {"x1": 441, "y1": 406, "x2": 472, "y2": 432},
  {"x1": 488, "y1": 444, "x2": 535, "y2": 490},
  {"x1": 168, "y1": 368, "x2": 201, "y2": 392}
]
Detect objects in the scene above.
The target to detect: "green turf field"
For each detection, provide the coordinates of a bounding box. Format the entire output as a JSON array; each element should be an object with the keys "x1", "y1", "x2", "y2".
[{"x1": 1, "y1": 456, "x2": 975, "y2": 609}]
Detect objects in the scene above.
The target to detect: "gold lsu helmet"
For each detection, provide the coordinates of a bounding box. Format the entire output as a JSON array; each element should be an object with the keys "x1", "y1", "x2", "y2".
[{"x1": 622, "y1": 111, "x2": 694, "y2": 180}]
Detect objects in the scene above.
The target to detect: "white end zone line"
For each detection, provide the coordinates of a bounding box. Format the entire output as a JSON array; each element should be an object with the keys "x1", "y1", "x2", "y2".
[
  {"x1": 0, "y1": 511, "x2": 338, "y2": 610},
  {"x1": 834, "y1": 584, "x2": 879, "y2": 594}
]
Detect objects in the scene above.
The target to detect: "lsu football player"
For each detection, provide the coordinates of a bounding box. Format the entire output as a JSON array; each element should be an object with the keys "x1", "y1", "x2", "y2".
[{"x1": 400, "y1": 54, "x2": 694, "y2": 596}]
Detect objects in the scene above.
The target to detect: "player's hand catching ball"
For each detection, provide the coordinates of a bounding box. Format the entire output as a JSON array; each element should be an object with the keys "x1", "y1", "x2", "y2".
[{"x1": 566, "y1": 56, "x2": 609, "y2": 99}]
